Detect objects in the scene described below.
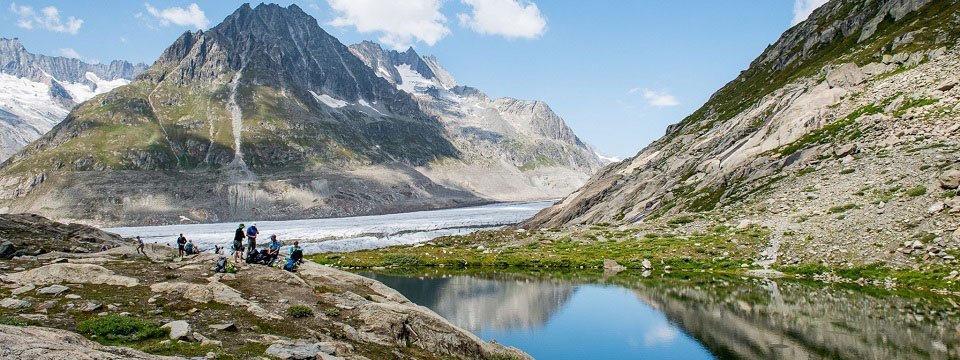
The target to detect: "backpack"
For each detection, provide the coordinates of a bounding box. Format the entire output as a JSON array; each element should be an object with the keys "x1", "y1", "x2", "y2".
[
  {"x1": 283, "y1": 257, "x2": 298, "y2": 272},
  {"x1": 215, "y1": 257, "x2": 227, "y2": 273}
]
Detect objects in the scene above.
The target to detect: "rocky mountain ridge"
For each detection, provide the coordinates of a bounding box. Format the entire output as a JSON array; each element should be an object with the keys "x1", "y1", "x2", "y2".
[
  {"x1": 0, "y1": 3, "x2": 601, "y2": 226},
  {"x1": 0, "y1": 38, "x2": 147, "y2": 160},
  {"x1": 524, "y1": 0, "x2": 960, "y2": 268},
  {"x1": 349, "y1": 40, "x2": 605, "y2": 201}
]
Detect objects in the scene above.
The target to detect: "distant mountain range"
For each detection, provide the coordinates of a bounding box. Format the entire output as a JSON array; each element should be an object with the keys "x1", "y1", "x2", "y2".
[
  {"x1": 0, "y1": 3, "x2": 604, "y2": 226},
  {"x1": 0, "y1": 38, "x2": 147, "y2": 160}
]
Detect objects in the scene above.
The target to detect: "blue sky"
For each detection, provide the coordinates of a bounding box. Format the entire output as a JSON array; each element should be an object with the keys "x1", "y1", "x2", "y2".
[{"x1": 1, "y1": 0, "x2": 827, "y2": 158}]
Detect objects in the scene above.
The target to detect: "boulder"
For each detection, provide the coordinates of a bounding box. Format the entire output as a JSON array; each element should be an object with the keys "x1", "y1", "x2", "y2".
[
  {"x1": 825, "y1": 63, "x2": 864, "y2": 88},
  {"x1": 833, "y1": 144, "x2": 857, "y2": 157},
  {"x1": 939, "y1": 169, "x2": 960, "y2": 190},
  {"x1": 150, "y1": 281, "x2": 280, "y2": 320},
  {"x1": 603, "y1": 259, "x2": 625, "y2": 272},
  {"x1": 0, "y1": 324, "x2": 178, "y2": 359},
  {"x1": 80, "y1": 302, "x2": 102, "y2": 312},
  {"x1": 937, "y1": 77, "x2": 958, "y2": 92},
  {"x1": 265, "y1": 342, "x2": 321, "y2": 360},
  {"x1": 0, "y1": 241, "x2": 15, "y2": 259},
  {"x1": 2, "y1": 263, "x2": 138, "y2": 287},
  {"x1": 36, "y1": 285, "x2": 70, "y2": 296},
  {"x1": 208, "y1": 323, "x2": 237, "y2": 332},
  {"x1": 11, "y1": 285, "x2": 35, "y2": 296},
  {"x1": 641, "y1": 259, "x2": 653, "y2": 271},
  {"x1": 0, "y1": 298, "x2": 30, "y2": 309},
  {"x1": 162, "y1": 320, "x2": 191, "y2": 341}
]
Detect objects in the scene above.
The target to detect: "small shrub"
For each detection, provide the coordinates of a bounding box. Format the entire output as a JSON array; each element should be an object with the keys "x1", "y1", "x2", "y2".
[
  {"x1": 286, "y1": 305, "x2": 314, "y2": 318},
  {"x1": 828, "y1": 204, "x2": 859, "y2": 213},
  {"x1": 76, "y1": 315, "x2": 167, "y2": 342},
  {"x1": 0, "y1": 316, "x2": 27, "y2": 326},
  {"x1": 324, "y1": 308, "x2": 341, "y2": 317},
  {"x1": 906, "y1": 186, "x2": 927, "y2": 197},
  {"x1": 668, "y1": 216, "x2": 694, "y2": 226}
]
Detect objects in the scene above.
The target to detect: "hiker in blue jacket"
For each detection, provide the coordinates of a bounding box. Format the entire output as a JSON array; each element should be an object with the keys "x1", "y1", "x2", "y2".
[{"x1": 245, "y1": 223, "x2": 259, "y2": 259}]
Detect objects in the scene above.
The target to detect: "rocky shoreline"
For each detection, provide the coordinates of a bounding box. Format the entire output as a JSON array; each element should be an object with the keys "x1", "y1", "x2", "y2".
[{"x1": 0, "y1": 217, "x2": 529, "y2": 360}]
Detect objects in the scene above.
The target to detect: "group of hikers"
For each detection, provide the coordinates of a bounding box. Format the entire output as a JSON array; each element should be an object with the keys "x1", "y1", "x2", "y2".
[
  {"x1": 134, "y1": 223, "x2": 305, "y2": 272},
  {"x1": 229, "y1": 223, "x2": 304, "y2": 271}
]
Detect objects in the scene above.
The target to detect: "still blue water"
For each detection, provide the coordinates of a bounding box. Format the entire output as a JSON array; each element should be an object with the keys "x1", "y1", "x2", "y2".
[
  {"x1": 361, "y1": 271, "x2": 960, "y2": 360},
  {"x1": 477, "y1": 284, "x2": 713, "y2": 359}
]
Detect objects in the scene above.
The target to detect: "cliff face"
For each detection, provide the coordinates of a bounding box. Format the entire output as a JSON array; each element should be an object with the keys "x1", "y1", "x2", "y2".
[{"x1": 524, "y1": 0, "x2": 960, "y2": 267}]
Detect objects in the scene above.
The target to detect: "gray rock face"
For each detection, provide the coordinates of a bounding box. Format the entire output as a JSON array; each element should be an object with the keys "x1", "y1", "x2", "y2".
[
  {"x1": 36, "y1": 284, "x2": 69, "y2": 295},
  {"x1": 265, "y1": 342, "x2": 322, "y2": 360}
]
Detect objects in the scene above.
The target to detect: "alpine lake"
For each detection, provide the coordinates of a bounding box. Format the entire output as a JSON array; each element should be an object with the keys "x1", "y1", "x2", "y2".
[{"x1": 356, "y1": 268, "x2": 959, "y2": 359}]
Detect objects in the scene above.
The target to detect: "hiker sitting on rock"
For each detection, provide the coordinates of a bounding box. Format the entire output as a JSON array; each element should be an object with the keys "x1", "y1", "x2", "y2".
[
  {"x1": 284, "y1": 241, "x2": 304, "y2": 272},
  {"x1": 184, "y1": 239, "x2": 196, "y2": 255},
  {"x1": 266, "y1": 235, "x2": 282, "y2": 263}
]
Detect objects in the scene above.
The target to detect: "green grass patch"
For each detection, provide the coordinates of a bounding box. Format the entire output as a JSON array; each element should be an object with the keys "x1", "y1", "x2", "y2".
[
  {"x1": 76, "y1": 315, "x2": 168, "y2": 343},
  {"x1": 828, "y1": 203, "x2": 859, "y2": 213},
  {"x1": 906, "y1": 186, "x2": 927, "y2": 197}
]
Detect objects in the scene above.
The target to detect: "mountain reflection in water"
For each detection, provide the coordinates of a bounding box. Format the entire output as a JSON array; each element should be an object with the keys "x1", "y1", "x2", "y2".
[{"x1": 360, "y1": 270, "x2": 960, "y2": 360}]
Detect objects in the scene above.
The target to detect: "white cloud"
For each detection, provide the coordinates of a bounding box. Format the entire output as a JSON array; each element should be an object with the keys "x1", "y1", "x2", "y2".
[
  {"x1": 326, "y1": 0, "x2": 449, "y2": 50},
  {"x1": 56, "y1": 48, "x2": 81, "y2": 59},
  {"x1": 9, "y1": 3, "x2": 83, "y2": 34},
  {"x1": 643, "y1": 325, "x2": 678, "y2": 346},
  {"x1": 144, "y1": 3, "x2": 210, "y2": 29},
  {"x1": 457, "y1": 0, "x2": 546, "y2": 39},
  {"x1": 791, "y1": 0, "x2": 829, "y2": 25},
  {"x1": 629, "y1": 88, "x2": 679, "y2": 107}
]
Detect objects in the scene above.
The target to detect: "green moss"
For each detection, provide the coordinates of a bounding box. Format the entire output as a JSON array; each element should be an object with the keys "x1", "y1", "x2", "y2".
[
  {"x1": 906, "y1": 186, "x2": 927, "y2": 197},
  {"x1": 839, "y1": 168, "x2": 855, "y2": 175}
]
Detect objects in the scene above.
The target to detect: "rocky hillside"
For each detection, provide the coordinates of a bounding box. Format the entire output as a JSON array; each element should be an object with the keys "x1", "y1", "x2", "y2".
[
  {"x1": 0, "y1": 217, "x2": 528, "y2": 359},
  {"x1": 525, "y1": 0, "x2": 960, "y2": 267},
  {"x1": 349, "y1": 41, "x2": 606, "y2": 200},
  {"x1": 0, "y1": 38, "x2": 146, "y2": 160},
  {"x1": 0, "y1": 4, "x2": 601, "y2": 226}
]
